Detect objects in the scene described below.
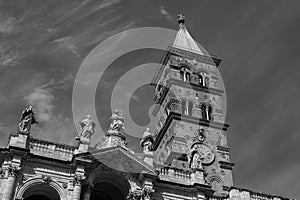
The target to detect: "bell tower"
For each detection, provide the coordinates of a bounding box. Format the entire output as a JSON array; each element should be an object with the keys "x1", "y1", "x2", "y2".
[{"x1": 151, "y1": 14, "x2": 234, "y2": 196}]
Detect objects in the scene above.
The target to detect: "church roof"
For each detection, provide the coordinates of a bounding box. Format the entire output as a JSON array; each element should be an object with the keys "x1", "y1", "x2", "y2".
[
  {"x1": 172, "y1": 14, "x2": 205, "y2": 55},
  {"x1": 75, "y1": 145, "x2": 157, "y2": 176}
]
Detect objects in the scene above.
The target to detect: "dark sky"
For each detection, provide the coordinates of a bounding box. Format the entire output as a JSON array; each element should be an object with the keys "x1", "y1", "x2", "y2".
[{"x1": 0, "y1": 0, "x2": 300, "y2": 198}]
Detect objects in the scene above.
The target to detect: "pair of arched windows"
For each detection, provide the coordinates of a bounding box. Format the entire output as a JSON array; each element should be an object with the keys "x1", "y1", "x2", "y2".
[
  {"x1": 180, "y1": 67, "x2": 191, "y2": 82},
  {"x1": 179, "y1": 67, "x2": 210, "y2": 88},
  {"x1": 181, "y1": 100, "x2": 213, "y2": 121},
  {"x1": 181, "y1": 100, "x2": 193, "y2": 116},
  {"x1": 198, "y1": 74, "x2": 209, "y2": 87},
  {"x1": 200, "y1": 104, "x2": 213, "y2": 121}
]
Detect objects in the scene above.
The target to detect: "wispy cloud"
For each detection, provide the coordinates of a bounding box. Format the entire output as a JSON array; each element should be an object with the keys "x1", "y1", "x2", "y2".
[
  {"x1": 49, "y1": 36, "x2": 81, "y2": 57},
  {"x1": 159, "y1": 6, "x2": 176, "y2": 24},
  {"x1": 0, "y1": 15, "x2": 19, "y2": 34},
  {"x1": 24, "y1": 88, "x2": 55, "y2": 123}
]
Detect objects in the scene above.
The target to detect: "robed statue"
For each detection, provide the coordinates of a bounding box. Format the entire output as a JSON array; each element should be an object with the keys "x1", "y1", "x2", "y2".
[
  {"x1": 109, "y1": 110, "x2": 125, "y2": 132},
  {"x1": 78, "y1": 115, "x2": 95, "y2": 142},
  {"x1": 190, "y1": 152, "x2": 203, "y2": 170},
  {"x1": 18, "y1": 106, "x2": 38, "y2": 134}
]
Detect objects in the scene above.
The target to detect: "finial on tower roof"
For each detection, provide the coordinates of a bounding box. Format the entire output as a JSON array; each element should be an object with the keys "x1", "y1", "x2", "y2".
[{"x1": 177, "y1": 13, "x2": 185, "y2": 25}]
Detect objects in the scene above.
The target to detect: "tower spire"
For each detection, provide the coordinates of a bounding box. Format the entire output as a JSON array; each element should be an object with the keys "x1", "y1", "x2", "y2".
[{"x1": 172, "y1": 13, "x2": 204, "y2": 55}]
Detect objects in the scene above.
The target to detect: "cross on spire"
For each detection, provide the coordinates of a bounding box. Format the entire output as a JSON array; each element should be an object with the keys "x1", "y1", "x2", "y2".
[{"x1": 177, "y1": 13, "x2": 185, "y2": 25}]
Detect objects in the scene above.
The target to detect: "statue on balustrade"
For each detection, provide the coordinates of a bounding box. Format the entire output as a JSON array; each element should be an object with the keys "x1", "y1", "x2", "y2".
[
  {"x1": 78, "y1": 115, "x2": 95, "y2": 142},
  {"x1": 18, "y1": 106, "x2": 38, "y2": 134},
  {"x1": 109, "y1": 110, "x2": 125, "y2": 132}
]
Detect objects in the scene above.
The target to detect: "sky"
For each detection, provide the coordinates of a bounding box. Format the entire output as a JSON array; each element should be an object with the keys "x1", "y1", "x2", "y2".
[{"x1": 1, "y1": 0, "x2": 300, "y2": 199}]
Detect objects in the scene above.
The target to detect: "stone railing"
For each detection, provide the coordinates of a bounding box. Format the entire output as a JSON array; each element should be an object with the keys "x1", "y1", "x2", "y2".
[
  {"x1": 250, "y1": 193, "x2": 280, "y2": 200},
  {"x1": 156, "y1": 165, "x2": 196, "y2": 185},
  {"x1": 229, "y1": 187, "x2": 288, "y2": 200},
  {"x1": 29, "y1": 138, "x2": 76, "y2": 161}
]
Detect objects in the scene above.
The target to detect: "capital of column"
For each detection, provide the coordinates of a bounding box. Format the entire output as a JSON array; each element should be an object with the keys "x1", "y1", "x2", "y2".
[
  {"x1": 127, "y1": 190, "x2": 142, "y2": 200},
  {"x1": 141, "y1": 187, "x2": 154, "y2": 200},
  {"x1": 7, "y1": 165, "x2": 21, "y2": 177},
  {"x1": 73, "y1": 175, "x2": 83, "y2": 186}
]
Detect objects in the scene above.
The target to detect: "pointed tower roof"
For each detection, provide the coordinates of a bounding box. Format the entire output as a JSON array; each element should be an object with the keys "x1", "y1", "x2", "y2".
[{"x1": 172, "y1": 14, "x2": 205, "y2": 55}]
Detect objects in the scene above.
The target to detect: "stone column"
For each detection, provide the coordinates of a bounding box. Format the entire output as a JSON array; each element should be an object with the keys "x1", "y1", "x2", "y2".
[
  {"x1": 72, "y1": 176, "x2": 82, "y2": 200},
  {"x1": 2, "y1": 168, "x2": 18, "y2": 200}
]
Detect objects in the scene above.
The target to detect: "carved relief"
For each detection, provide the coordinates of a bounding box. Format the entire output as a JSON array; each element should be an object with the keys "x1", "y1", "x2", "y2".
[
  {"x1": 73, "y1": 175, "x2": 82, "y2": 186},
  {"x1": 8, "y1": 165, "x2": 21, "y2": 177},
  {"x1": 42, "y1": 175, "x2": 51, "y2": 184}
]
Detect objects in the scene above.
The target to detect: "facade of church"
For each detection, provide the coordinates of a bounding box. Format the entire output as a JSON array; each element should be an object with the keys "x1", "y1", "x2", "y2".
[{"x1": 0, "y1": 16, "x2": 291, "y2": 200}]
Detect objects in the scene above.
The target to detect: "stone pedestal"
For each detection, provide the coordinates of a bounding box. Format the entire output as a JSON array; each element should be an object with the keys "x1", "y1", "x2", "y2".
[
  {"x1": 74, "y1": 137, "x2": 89, "y2": 154},
  {"x1": 192, "y1": 170, "x2": 205, "y2": 184},
  {"x1": 8, "y1": 133, "x2": 28, "y2": 149}
]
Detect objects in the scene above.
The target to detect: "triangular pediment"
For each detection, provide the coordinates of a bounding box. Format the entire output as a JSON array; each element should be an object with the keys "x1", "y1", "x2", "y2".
[{"x1": 75, "y1": 146, "x2": 156, "y2": 176}]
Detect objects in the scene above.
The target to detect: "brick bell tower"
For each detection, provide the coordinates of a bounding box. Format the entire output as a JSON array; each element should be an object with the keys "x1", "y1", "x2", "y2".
[{"x1": 151, "y1": 14, "x2": 234, "y2": 197}]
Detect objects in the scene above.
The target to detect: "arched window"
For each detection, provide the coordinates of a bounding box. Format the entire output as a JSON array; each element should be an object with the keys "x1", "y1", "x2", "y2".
[
  {"x1": 180, "y1": 70, "x2": 184, "y2": 81},
  {"x1": 201, "y1": 104, "x2": 207, "y2": 120},
  {"x1": 204, "y1": 77, "x2": 209, "y2": 87},
  {"x1": 180, "y1": 67, "x2": 190, "y2": 82},
  {"x1": 188, "y1": 101, "x2": 193, "y2": 116},
  {"x1": 207, "y1": 105, "x2": 213, "y2": 121},
  {"x1": 186, "y1": 71, "x2": 191, "y2": 82},
  {"x1": 181, "y1": 100, "x2": 186, "y2": 115},
  {"x1": 198, "y1": 74, "x2": 203, "y2": 86}
]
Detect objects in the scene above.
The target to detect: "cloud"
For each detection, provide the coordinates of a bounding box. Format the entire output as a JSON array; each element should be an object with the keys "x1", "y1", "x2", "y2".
[
  {"x1": 0, "y1": 15, "x2": 19, "y2": 34},
  {"x1": 24, "y1": 88, "x2": 55, "y2": 123},
  {"x1": 0, "y1": 44, "x2": 22, "y2": 66},
  {"x1": 90, "y1": 0, "x2": 122, "y2": 13},
  {"x1": 49, "y1": 36, "x2": 81, "y2": 57},
  {"x1": 159, "y1": 6, "x2": 176, "y2": 24},
  {"x1": 0, "y1": 122, "x2": 13, "y2": 147}
]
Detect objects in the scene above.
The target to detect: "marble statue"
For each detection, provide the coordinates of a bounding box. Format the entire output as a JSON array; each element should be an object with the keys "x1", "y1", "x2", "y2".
[
  {"x1": 190, "y1": 152, "x2": 202, "y2": 169},
  {"x1": 109, "y1": 110, "x2": 125, "y2": 132},
  {"x1": 78, "y1": 115, "x2": 95, "y2": 141},
  {"x1": 18, "y1": 106, "x2": 38, "y2": 134}
]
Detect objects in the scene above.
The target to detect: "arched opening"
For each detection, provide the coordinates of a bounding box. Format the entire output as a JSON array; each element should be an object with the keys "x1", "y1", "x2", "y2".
[
  {"x1": 181, "y1": 99, "x2": 186, "y2": 115},
  {"x1": 180, "y1": 66, "x2": 190, "y2": 82},
  {"x1": 201, "y1": 104, "x2": 207, "y2": 120},
  {"x1": 180, "y1": 70, "x2": 184, "y2": 81},
  {"x1": 188, "y1": 101, "x2": 193, "y2": 116},
  {"x1": 198, "y1": 74, "x2": 203, "y2": 86},
  {"x1": 207, "y1": 105, "x2": 213, "y2": 121},
  {"x1": 23, "y1": 183, "x2": 60, "y2": 200},
  {"x1": 90, "y1": 182, "x2": 125, "y2": 200},
  {"x1": 204, "y1": 77, "x2": 209, "y2": 87}
]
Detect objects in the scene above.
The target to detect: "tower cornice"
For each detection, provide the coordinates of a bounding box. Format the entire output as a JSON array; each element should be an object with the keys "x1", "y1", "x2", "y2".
[{"x1": 151, "y1": 46, "x2": 222, "y2": 85}]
